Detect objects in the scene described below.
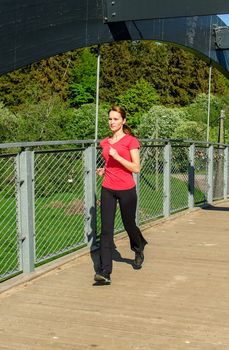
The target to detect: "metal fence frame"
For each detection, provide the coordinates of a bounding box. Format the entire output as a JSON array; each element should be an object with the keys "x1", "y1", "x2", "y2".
[{"x1": 0, "y1": 138, "x2": 228, "y2": 281}]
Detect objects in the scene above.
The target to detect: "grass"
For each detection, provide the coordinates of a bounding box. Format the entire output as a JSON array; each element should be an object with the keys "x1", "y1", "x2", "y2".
[
  {"x1": 138, "y1": 173, "x2": 205, "y2": 222},
  {"x1": 35, "y1": 192, "x2": 85, "y2": 262}
]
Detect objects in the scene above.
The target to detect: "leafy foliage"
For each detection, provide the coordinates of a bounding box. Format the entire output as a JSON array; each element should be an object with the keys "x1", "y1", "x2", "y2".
[
  {"x1": 0, "y1": 51, "x2": 79, "y2": 109},
  {"x1": 136, "y1": 105, "x2": 189, "y2": 139},
  {"x1": 63, "y1": 103, "x2": 110, "y2": 140},
  {"x1": 69, "y1": 48, "x2": 97, "y2": 107},
  {"x1": 0, "y1": 41, "x2": 228, "y2": 144},
  {"x1": 184, "y1": 94, "x2": 223, "y2": 126},
  {"x1": 100, "y1": 41, "x2": 226, "y2": 106},
  {"x1": 184, "y1": 93, "x2": 229, "y2": 142},
  {"x1": 115, "y1": 79, "x2": 159, "y2": 128},
  {"x1": 0, "y1": 102, "x2": 20, "y2": 142},
  {"x1": 16, "y1": 95, "x2": 71, "y2": 142},
  {"x1": 172, "y1": 120, "x2": 204, "y2": 141}
]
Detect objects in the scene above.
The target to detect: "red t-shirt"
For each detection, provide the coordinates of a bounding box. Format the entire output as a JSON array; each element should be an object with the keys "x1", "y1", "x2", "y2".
[{"x1": 100, "y1": 134, "x2": 140, "y2": 190}]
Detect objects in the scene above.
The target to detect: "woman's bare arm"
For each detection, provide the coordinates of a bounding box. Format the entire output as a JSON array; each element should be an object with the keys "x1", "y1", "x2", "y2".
[{"x1": 109, "y1": 147, "x2": 140, "y2": 173}]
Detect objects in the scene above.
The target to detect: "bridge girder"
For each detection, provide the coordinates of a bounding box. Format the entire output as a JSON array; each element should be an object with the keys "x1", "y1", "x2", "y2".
[{"x1": 0, "y1": 0, "x2": 228, "y2": 77}]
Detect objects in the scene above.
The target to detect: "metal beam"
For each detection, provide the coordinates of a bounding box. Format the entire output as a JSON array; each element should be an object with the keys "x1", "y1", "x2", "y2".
[
  {"x1": 214, "y1": 26, "x2": 229, "y2": 49},
  {"x1": 105, "y1": 0, "x2": 229, "y2": 22},
  {"x1": 0, "y1": 1, "x2": 228, "y2": 78}
]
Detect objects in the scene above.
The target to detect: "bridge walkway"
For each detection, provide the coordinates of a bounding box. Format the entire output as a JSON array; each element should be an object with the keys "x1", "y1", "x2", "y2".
[{"x1": 0, "y1": 201, "x2": 229, "y2": 349}]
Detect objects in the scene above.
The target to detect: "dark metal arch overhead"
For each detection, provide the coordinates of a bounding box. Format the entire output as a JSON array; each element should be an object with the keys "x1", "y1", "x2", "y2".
[{"x1": 0, "y1": 0, "x2": 228, "y2": 77}]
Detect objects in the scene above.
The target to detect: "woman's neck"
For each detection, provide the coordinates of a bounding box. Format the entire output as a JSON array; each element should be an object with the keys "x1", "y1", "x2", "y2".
[{"x1": 111, "y1": 129, "x2": 125, "y2": 140}]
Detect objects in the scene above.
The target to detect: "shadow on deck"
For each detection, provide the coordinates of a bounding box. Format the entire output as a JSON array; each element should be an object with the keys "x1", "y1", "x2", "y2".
[{"x1": 1, "y1": 201, "x2": 229, "y2": 349}]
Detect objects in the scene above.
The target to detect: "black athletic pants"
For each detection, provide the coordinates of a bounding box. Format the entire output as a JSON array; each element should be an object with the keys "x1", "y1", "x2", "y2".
[{"x1": 99, "y1": 186, "x2": 147, "y2": 274}]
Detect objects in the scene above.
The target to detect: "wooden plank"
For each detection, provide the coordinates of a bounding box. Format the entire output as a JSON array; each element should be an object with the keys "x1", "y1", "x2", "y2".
[{"x1": 0, "y1": 202, "x2": 229, "y2": 349}]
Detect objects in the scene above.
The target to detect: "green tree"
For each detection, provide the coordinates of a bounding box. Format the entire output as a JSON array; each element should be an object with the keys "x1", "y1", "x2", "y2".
[
  {"x1": 0, "y1": 102, "x2": 20, "y2": 142},
  {"x1": 172, "y1": 120, "x2": 204, "y2": 141},
  {"x1": 184, "y1": 93, "x2": 224, "y2": 130},
  {"x1": 16, "y1": 95, "x2": 71, "y2": 142},
  {"x1": 0, "y1": 51, "x2": 79, "y2": 110},
  {"x1": 31, "y1": 52, "x2": 78, "y2": 102},
  {"x1": 115, "y1": 78, "x2": 159, "y2": 128},
  {"x1": 63, "y1": 103, "x2": 110, "y2": 140},
  {"x1": 0, "y1": 69, "x2": 39, "y2": 108},
  {"x1": 136, "y1": 105, "x2": 189, "y2": 139},
  {"x1": 69, "y1": 48, "x2": 97, "y2": 107},
  {"x1": 0, "y1": 41, "x2": 227, "y2": 113},
  {"x1": 100, "y1": 42, "x2": 137, "y2": 103},
  {"x1": 100, "y1": 41, "x2": 227, "y2": 107}
]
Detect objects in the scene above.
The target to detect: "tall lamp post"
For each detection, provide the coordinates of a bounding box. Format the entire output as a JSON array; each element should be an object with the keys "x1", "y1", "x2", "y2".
[
  {"x1": 207, "y1": 64, "x2": 212, "y2": 143},
  {"x1": 95, "y1": 44, "x2": 100, "y2": 143}
]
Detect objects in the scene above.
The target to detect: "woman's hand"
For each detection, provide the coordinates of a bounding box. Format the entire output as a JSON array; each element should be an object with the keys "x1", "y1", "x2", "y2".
[
  {"x1": 109, "y1": 147, "x2": 119, "y2": 160},
  {"x1": 109, "y1": 147, "x2": 140, "y2": 173},
  {"x1": 96, "y1": 167, "x2": 105, "y2": 176}
]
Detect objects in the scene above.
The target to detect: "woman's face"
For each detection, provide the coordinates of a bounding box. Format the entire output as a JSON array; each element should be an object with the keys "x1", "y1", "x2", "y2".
[{"x1": 108, "y1": 110, "x2": 125, "y2": 133}]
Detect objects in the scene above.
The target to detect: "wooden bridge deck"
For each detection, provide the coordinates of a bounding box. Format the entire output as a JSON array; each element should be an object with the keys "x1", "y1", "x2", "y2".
[{"x1": 1, "y1": 201, "x2": 229, "y2": 350}]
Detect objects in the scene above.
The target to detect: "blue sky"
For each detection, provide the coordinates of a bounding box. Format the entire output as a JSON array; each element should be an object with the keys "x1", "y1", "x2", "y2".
[{"x1": 218, "y1": 14, "x2": 229, "y2": 25}]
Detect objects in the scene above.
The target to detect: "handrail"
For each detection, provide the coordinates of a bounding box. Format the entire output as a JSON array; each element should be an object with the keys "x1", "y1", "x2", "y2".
[{"x1": 0, "y1": 138, "x2": 228, "y2": 150}]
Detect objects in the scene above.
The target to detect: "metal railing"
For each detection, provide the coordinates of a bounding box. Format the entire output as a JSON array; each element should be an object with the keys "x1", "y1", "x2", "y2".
[{"x1": 0, "y1": 139, "x2": 228, "y2": 281}]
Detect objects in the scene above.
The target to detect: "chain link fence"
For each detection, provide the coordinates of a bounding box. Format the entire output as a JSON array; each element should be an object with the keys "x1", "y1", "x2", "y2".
[
  {"x1": 194, "y1": 147, "x2": 208, "y2": 204},
  {"x1": 0, "y1": 139, "x2": 228, "y2": 281},
  {"x1": 170, "y1": 145, "x2": 189, "y2": 213},
  {"x1": 139, "y1": 144, "x2": 164, "y2": 223},
  {"x1": 228, "y1": 153, "x2": 229, "y2": 198},
  {"x1": 0, "y1": 154, "x2": 21, "y2": 280},
  {"x1": 34, "y1": 149, "x2": 86, "y2": 264}
]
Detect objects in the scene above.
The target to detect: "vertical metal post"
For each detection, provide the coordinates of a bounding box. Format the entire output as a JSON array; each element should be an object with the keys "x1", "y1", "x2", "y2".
[
  {"x1": 223, "y1": 146, "x2": 229, "y2": 200},
  {"x1": 207, "y1": 145, "x2": 214, "y2": 204},
  {"x1": 207, "y1": 64, "x2": 212, "y2": 143},
  {"x1": 94, "y1": 45, "x2": 100, "y2": 189},
  {"x1": 84, "y1": 146, "x2": 97, "y2": 248},
  {"x1": 163, "y1": 143, "x2": 171, "y2": 218},
  {"x1": 17, "y1": 150, "x2": 35, "y2": 273},
  {"x1": 188, "y1": 143, "x2": 195, "y2": 209},
  {"x1": 218, "y1": 109, "x2": 225, "y2": 144},
  {"x1": 133, "y1": 173, "x2": 140, "y2": 226},
  {"x1": 95, "y1": 45, "x2": 100, "y2": 142}
]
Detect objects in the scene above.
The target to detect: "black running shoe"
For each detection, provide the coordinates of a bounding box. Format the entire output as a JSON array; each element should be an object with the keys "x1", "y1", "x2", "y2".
[
  {"x1": 133, "y1": 251, "x2": 144, "y2": 269},
  {"x1": 94, "y1": 271, "x2": 111, "y2": 285}
]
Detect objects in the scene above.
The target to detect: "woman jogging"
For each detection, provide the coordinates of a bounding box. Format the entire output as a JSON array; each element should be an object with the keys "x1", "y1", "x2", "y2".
[{"x1": 94, "y1": 106, "x2": 147, "y2": 285}]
